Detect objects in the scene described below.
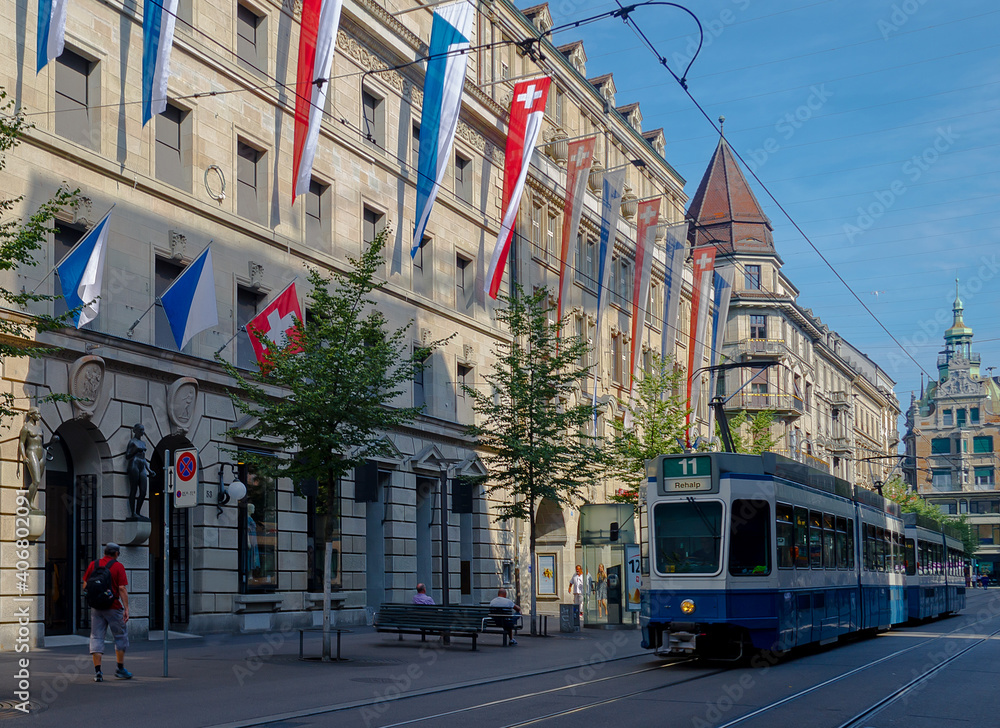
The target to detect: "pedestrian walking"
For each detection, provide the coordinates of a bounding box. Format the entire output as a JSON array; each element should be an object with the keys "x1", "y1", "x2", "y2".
[
  {"x1": 83, "y1": 543, "x2": 131, "y2": 681},
  {"x1": 982, "y1": 573, "x2": 990, "y2": 589},
  {"x1": 569, "y1": 565, "x2": 585, "y2": 622}
]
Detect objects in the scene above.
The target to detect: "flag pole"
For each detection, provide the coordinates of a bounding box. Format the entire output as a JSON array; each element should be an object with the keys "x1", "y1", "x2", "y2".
[
  {"x1": 214, "y1": 326, "x2": 245, "y2": 356},
  {"x1": 126, "y1": 300, "x2": 158, "y2": 339},
  {"x1": 157, "y1": 241, "x2": 213, "y2": 300}
]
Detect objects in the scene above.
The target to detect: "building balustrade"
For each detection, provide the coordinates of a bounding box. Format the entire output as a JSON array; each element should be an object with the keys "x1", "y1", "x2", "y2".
[{"x1": 725, "y1": 391, "x2": 804, "y2": 415}]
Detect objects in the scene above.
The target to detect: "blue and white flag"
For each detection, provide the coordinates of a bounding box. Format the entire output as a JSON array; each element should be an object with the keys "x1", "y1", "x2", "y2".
[
  {"x1": 160, "y1": 245, "x2": 218, "y2": 349},
  {"x1": 660, "y1": 221, "x2": 688, "y2": 362},
  {"x1": 592, "y1": 168, "x2": 627, "y2": 411},
  {"x1": 56, "y1": 207, "x2": 112, "y2": 328},
  {"x1": 411, "y1": 1, "x2": 473, "y2": 256},
  {"x1": 36, "y1": 0, "x2": 69, "y2": 72},
  {"x1": 142, "y1": 0, "x2": 179, "y2": 125},
  {"x1": 707, "y1": 266, "x2": 734, "y2": 439}
]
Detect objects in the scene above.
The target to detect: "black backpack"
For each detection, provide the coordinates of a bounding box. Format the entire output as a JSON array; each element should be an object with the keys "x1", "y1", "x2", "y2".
[{"x1": 85, "y1": 560, "x2": 117, "y2": 610}]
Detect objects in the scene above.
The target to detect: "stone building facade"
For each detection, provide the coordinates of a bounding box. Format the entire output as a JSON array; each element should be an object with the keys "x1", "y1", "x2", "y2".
[
  {"x1": 686, "y1": 135, "x2": 900, "y2": 485},
  {"x1": 0, "y1": 0, "x2": 705, "y2": 647},
  {"x1": 904, "y1": 286, "x2": 1000, "y2": 573}
]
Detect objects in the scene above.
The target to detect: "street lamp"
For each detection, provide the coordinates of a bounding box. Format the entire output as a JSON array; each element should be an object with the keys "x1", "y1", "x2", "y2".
[{"x1": 217, "y1": 462, "x2": 247, "y2": 516}]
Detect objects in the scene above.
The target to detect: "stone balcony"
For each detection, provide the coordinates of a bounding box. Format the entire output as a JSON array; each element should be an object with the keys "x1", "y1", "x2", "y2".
[
  {"x1": 731, "y1": 338, "x2": 789, "y2": 359},
  {"x1": 725, "y1": 392, "x2": 804, "y2": 416}
]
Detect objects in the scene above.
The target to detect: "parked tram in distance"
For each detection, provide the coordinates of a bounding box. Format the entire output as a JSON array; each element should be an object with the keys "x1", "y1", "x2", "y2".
[
  {"x1": 639, "y1": 452, "x2": 963, "y2": 659},
  {"x1": 903, "y1": 513, "x2": 966, "y2": 620}
]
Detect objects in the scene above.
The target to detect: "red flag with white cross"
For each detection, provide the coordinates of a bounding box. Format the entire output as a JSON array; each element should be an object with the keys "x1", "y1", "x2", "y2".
[{"x1": 246, "y1": 282, "x2": 304, "y2": 365}]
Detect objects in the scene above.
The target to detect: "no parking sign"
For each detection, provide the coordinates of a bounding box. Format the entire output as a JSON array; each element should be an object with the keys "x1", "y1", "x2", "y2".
[{"x1": 173, "y1": 449, "x2": 199, "y2": 509}]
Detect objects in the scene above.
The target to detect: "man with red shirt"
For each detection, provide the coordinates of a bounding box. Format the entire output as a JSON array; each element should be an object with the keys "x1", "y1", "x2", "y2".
[{"x1": 82, "y1": 543, "x2": 131, "y2": 681}]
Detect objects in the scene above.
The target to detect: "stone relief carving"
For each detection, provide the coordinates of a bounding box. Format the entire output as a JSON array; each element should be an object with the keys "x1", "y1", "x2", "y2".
[
  {"x1": 936, "y1": 369, "x2": 982, "y2": 397},
  {"x1": 169, "y1": 229, "x2": 187, "y2": 261},
  {"x1": 69, "y1": 355, "x2": 106, "y2": 420},
  {"x1": 167, "y1": 377, "x2": 199, "y2": 436},
  {"x1": 249, "y1": 260, "x2": 264, "y2": 289}
]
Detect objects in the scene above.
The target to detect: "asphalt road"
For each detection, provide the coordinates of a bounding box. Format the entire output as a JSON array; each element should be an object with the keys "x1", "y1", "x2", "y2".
[{"x1": 8, "y1": 590, "x2": 1000, "y2": 727}]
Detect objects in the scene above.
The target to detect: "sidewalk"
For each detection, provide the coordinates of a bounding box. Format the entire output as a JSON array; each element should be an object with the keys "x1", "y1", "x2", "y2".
[{"x1": 3, "y1": 623, "x2": 645, "y2": 726}]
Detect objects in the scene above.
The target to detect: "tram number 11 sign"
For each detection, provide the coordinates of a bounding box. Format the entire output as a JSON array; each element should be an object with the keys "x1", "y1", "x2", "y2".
[
  {"x1": 173, "y1": 449, "x2": 199, "y2": 509},
  {"x1": 660, "y1": 455, "x2": 712, "y2": 494}
]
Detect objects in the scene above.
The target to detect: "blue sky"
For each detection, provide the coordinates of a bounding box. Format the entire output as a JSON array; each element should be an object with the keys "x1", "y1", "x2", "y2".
[{"x1": 525, "y1": 0, "x2": 1000, "y2": 431}]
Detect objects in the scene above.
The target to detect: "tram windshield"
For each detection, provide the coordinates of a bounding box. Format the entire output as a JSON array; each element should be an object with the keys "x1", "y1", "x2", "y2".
[{"x1": 653, "y1": 501, "x2": 723, "y2": 574}]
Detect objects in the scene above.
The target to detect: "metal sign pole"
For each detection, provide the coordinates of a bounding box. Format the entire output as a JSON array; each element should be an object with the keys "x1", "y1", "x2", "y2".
[{"x1": 163, "y1": 450, "x2": 171, "y2": 678}]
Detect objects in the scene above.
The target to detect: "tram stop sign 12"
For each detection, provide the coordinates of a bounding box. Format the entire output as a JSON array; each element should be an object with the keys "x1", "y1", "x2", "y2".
[{"x1": 173, "y1": 448, "x2": 199, "y2": 509}]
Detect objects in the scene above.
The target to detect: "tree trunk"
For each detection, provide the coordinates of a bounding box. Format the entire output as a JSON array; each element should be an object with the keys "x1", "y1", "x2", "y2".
[
  {"x1": 322, "y1": 539, "x2": 333, "y2": 661},
  {"x1": 529, "y1": 501, "x2": 537, "y2": 636}
]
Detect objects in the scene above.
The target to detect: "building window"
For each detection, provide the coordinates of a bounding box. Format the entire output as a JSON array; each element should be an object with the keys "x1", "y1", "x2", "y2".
[
  {"x1": 932, "y1": 469, "x2": 952, "y2": 490},
  {"x1": 575, "y1": 233, "x2": 596, "y2": 288},
  {"x1": 975, "y1": 469, "x2": 995, "y2": 487},
  {"x1": 239, "y1": 461, "x2": 278, "y2": 592},
  {"x1": 971, "y1": 407, "x2": 981, "y2": 424},
  {"x1": 363, "y1": 206, "x2": 385, "y2": 245},
  {"x1": 411, "y1": 123, "x2": 421, "y2": 168},
  {"x1": 530, "y1": 202, "x2": 543, "y2": 254},
  {"x1": 176, "y1": 0, "x2": 192, "y2": 26},
  {"x1": 975, "y1": 436, "x2": 993, "y2": 453},
  {"x1": 236, "y1": 286, "x2": 263, "y2": 370},
  {"x1": 957, "y1": 408, "x2": 967, "y2": 427},
  {"x1": 750, "y1": 367, "x2": 768, "y2": 395},
  {"x1": 414, "y1": 352, "x2": 429, "y2": 409},
  {"x1": 413, "y1": 236, "x2": 430, "y2": 295},
  {"x1": 931, "y1": 438, "x2": 951, "y2": 454},
  {"x1": 306, "y1": 479, "x2": 342, "y2": 592},
  {"x1": 942, "y1": 409, "x2": 953, "y2": 426},
  {"x1": 236, "y1": 4, "x2": 267, "y2": 76},
  {"x1": 457, "y1": 363, "x2": 472, "y2": 396},
  {"x1": 546, "y1": 212, "x2": 558, "y2": 262},
  {"x1": 745, "y1": 265, "x2": 761, "y2": 290},
  {"x1": 155, "y1": 104, "x2": 190, "y2": 191},
  {"x1": 750, "y1": 314, "x2": 767, "y2": 339},
  {"x1": 237, "y1": 139, "x2": 265, "y2": 223},
  {"x1": 362, "y1": 89, "x2": 385, "y2": 148},
  {"x1": 306, "y1": 179, "x2": 329, "y2": 248},
  {"x1": 456, "y1": 254, "x2": 473, "y2": 312},
  {"x1": 611, "y1": 332, "x2": 626, "y2": 384},
  {"x1": 154, "y1": 257, "x2": 184, "y2": 350},
  {"x1": 55, "y1": 49, "x2": 97, "y2": 150},
  {"x1": 455, "y1": 154, "x2": 473, "y2": 204},
  {"x1": 618, "y1": 258, "x2": 631, "y2": 307}
]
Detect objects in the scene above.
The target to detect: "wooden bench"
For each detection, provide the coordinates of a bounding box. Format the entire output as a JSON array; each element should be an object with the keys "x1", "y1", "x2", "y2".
[{"x1": 375, "y1": 604, "x2": 522, "y2": 650}]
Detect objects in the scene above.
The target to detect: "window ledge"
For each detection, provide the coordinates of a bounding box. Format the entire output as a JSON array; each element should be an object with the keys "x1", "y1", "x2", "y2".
[
  {"x1": 234, "y1": 594, "x2": 284, "y2": 612},
  {"x1": 304, "y1": 593, "x2": 347, "y2": 610}
]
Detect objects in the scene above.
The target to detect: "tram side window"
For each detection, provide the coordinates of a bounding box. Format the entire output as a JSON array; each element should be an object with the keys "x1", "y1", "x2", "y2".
[
  {"x1": 835, "y1": 517, "x2": 848, "y2": 569},
  {"x1": 809, "y1": 511, "x2": 823, "y2": 568},
  {"x1": 823, "y1": 514, "x2": 836, "y2": 569},
  {"x1": 776, "y1": 504, "x2": 794, "y2": 568},
  {"x1": 729, "y1": 499, "x2": 771, "y2": 576},
  {"x1": 847, "y1": 519, "x2": 855, "y2": 570},
  {"x1": 875, "y1": 528, "x2": 884, "y2": 571},
  {"x1": 919, "y1": 541, "x2": 929, "y2": 575},
  {"x1": 864, "y1": 524, "x2": 875, "y2": 571},
  {"x1": 935, "y1": 543, "x2": 944, "y2": 575},
  {"x1": 905, "y1": 539, "x2": 916, "y2": 576},
  {"x1": 794, "y1": 507, "x2": 809, "y2": 568},
  {"x1": 895, "y1": 533, "x2": 903, "y2": 573}
]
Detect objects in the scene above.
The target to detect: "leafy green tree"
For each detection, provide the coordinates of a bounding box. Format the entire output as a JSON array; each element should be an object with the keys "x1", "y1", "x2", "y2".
[
  {"x1": 604, "y1": 354, "x2": 688, "y2": 506},
  {"x1": 721, "y1": 409, "x2": 779, "y2": 454},
  {"x1": 0, "y1": 88, "x2": 77, "y2": 425},
  {"x1": 221, "y1": 229, "x2": 440, "y2": 659},
  {"x1": 464, "y1": 285, "x2": 600, "y2": 633},
  {"x1": 882, "y1": 477, "x2": 977, "y2": 556}
]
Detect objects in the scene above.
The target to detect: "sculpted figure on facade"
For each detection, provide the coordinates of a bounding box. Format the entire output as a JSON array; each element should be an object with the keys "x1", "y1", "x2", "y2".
[
  {"x1": 125, "y1": 424, "x2": 154, "y2": 520},
  {"x1": 18, "y1": 408, "x2": 58, "y2": 511}
]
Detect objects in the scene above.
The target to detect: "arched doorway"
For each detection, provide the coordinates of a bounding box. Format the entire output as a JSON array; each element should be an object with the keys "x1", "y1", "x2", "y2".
[
  {"x1": 149, "y1": 436, "x2": 192, "y2": 631},
  {"x1": 43, "y1": 421, "x2": 104, "y2": 636}
]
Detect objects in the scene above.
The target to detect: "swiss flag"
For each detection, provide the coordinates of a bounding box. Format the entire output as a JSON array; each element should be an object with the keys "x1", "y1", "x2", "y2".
[{"x1": 246, "y1": 283, "x2": 303, "y2": 365}]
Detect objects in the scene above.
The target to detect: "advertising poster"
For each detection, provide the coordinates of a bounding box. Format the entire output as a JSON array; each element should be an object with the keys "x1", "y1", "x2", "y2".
[{"x1": 626, "y1": 544, "x2": 641, "y2": 611}]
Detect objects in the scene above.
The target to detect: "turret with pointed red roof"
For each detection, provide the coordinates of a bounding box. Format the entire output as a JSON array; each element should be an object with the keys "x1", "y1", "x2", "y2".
[{"x1": 686, "y1": 130, "x2": 775, "y2": 256}]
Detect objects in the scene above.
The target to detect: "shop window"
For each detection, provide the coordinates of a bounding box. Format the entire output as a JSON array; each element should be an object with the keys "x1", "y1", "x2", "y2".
[{"x1": 239, "y1": 461, "x2": 278, "y2": 592}]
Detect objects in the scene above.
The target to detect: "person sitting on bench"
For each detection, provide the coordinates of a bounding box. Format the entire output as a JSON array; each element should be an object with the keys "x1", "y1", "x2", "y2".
[
  {"x1": 412, "y1": 583, "x2": 435, "y2": 605},
  {"x1": 489, "y1": 588, "x2": 521, "y2": 646}
]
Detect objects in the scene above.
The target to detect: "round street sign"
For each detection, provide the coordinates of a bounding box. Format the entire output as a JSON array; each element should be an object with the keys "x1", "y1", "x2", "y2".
[{"x1": 176, "y1": 451, "x2": 197, "y2": 482}]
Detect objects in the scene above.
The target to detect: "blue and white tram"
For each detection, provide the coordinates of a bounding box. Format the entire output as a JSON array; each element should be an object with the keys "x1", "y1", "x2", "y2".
[
  {"x1": 903, "y1": 513, "x2": 967, "y2": 620},
  {"x1": 640, "y1": 452, "x2": 908, "y2": 658}
]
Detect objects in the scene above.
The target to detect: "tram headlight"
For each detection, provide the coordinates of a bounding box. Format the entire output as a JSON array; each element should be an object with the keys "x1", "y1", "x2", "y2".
[{"x1": 680, "y1": 599, "x2": 695, "y2": 615}]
